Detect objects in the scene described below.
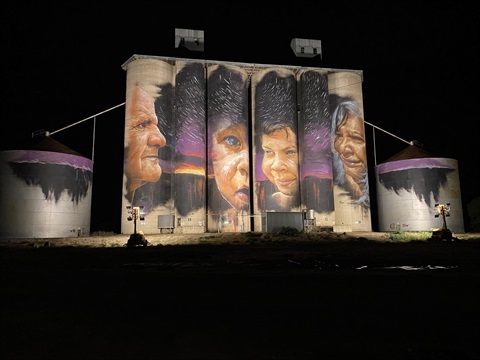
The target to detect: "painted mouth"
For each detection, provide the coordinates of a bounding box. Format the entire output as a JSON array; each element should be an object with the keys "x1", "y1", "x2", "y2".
[
  {"x1": 276, "y1": 179, "x2": 296, "y2": 188},
  {"x1": 143, "y1": 156, "x2": 160, "y2": 165},
  {"x1": 340, "y1": 156, "x2": 361, "y2": 168},
  {"x1": 235, "y1": 187, "x2": 250, "y2": 203}
]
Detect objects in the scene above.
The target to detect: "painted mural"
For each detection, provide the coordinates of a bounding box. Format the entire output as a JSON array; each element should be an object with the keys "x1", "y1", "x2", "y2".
[
  {"x1": 330, "y1": 94, "x2": 370, "y2": 207},
  {"x1": 207, "y1": 64, "x2": 250, "y2": 232},
  {"x1": 122, "y1": 59, "x2": 208, "y2": 234},
  {"x1": 122, "y1": 59, "x2": 174, "y2": 234},
  {"x1": 121, "y1": 57, "x2": 372, "y2": 234},
  {"x1": 174, "y1": 61, "x2": 206, "y2": 227},
  {"x1": 328, "y1": 72, "x2": 371, "y2": 232},
  {"x1": 252, "y1": 68, "x2": 301, "y2": 220},
  {"x1": 297, "y1": 69, "x2": 334, "y2": 226}
]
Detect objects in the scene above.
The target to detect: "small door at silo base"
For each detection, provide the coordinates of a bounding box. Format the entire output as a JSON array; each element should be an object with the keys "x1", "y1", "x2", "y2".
[
  {"x1": 262, "y1": 212, "x2": 304, "y2": 233},
  {"x1": 158, "y1": 214, "x2": 175, "y2": 233}
]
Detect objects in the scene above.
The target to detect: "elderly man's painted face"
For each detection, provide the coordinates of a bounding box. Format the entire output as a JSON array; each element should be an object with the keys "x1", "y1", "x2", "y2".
[
  {"x1": 334, "y1": 112, "x2": 367, "y2": 196},
  {"x1": 211, "y1": 123, "x2": 249, "y2": 210},
  {"x1": 125, "y1": 85, "x2": 166, "y2": 193},
  {"x1": 262, "y1": 127, "x2": 299, "y2": 196}
]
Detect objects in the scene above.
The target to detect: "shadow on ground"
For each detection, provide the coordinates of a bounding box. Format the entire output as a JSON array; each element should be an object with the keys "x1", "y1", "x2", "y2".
[{"x1": 1, "y1": 235, "x2": 479, "y2": 359}]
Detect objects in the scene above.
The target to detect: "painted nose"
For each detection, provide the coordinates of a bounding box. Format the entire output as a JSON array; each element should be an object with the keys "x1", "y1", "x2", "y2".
[
  {"x1": 148, "y1": 125, "x2": 166, "y2": 147},
  {"x1": 271, "y1": 154, "x2": 287, "y2": 171},
  {"x1": 336, "y1": 137, "x2": 352, "y2": 155},
  {"x1": 237, "y1": 151, "x2": 249, "y2": 177}
]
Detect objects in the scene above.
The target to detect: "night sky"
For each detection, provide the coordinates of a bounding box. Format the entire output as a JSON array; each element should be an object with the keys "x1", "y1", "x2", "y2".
[{"x1": 2, "y1": 2, "x2": 478, "y2": 232}]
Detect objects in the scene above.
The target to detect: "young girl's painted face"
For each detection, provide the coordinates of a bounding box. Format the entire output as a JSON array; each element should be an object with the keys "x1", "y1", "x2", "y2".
[
  {"x1": 211, "y1": 123, "x2": 250, "y2": 210},
  {"x1": 262, "y1": 127, "x2": 299, "y2": 196}
]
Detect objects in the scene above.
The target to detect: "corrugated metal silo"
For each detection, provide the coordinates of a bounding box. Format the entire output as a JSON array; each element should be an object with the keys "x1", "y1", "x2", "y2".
[
  {"x1": 0, "y1": 136, "x2": 93, "y2": 239},
  {"x1": 375, "y1": 145, "x2": 464, "y2": 233}
]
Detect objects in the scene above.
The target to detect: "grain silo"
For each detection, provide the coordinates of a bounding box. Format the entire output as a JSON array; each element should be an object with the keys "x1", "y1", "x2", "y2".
[
  {"x1": 0, "y1": 135, "x2": 93, "y2": 239},
  {"x1": 375, "y1": 144, "x2": 464, "y2": 233}
]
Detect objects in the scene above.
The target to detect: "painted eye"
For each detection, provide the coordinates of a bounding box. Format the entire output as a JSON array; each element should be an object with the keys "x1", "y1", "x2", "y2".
[
  {"x1": 350, "y1": 134, "x2": 365, "y2": 143},
  {"x1": 133, "y1": 120, "x2": 150, "y2": 130},
  {"x1": 224, "y1": 136, "x2": 241, "y2": 147}
]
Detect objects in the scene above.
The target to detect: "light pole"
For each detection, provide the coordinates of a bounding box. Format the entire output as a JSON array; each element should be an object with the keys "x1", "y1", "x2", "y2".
[
  {"x1": 432, "y1": 203, "x2": 454, "y2": 241},
  {"x1": 127, "y1": 206, "x2": 144, "y2": 234}
]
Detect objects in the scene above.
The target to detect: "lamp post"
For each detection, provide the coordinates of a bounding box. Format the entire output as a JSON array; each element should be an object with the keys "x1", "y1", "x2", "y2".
[
  {"x1": 127, "y1": 206, "x2": 144, "y2": 234},
  {"x1": 432, "y1": 203, "x2": 453, "y2": 241},
  {"x1": 126, "y1": 206, "x2": 148, "y2": 247}
]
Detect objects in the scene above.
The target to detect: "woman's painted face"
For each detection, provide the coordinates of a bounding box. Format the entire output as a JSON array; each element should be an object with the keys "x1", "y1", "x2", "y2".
[
  {"x1": 262, "y1": 127, "x2": 299, "y2": 196},
  {"x1": 125, "y1": 85, "x2": 166, "y2": 192},
  {"x1": 334, "y1": 112, "x2": 367, "y2": 183},
  {"x1": 211, "y1": 123, "x2": 249, "y2": 210}
]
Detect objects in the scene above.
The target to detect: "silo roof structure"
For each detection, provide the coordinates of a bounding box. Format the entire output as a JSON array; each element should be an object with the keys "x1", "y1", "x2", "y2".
[
  {"x1": 381, "y1": 144, "x2": 434, "y2": 162},
  {"x1": 29, "y1": 135, "x2": 83, "y2": 155}
]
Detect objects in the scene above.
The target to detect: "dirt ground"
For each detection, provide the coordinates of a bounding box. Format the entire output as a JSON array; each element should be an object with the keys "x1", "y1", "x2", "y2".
[
  {"x1": 2, "y1": 230, "x2": 479, "y2": 248},
  {"x1": 1, "y1": 231, "x2": 479, "y2": 360}
]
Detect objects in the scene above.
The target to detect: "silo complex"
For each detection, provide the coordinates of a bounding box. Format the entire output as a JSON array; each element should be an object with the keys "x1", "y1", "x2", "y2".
[
  {"x1": 375, "y1": 145, "x2": 464, "y2": 233},
  {"x1": 0, "y1": 136, "x2": 93, "y2": 239},
  {"x1": 120, "y1": 55, "x2": 373, "y2": 234}
]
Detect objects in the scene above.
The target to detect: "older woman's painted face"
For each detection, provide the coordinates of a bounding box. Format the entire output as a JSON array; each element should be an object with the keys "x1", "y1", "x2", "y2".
[
  {"x1": 125, "y1": 85, "x2": 166, "y2": 193},
  {"x1": 262, "y1": 127, "x2": 299, "y2": 196},
  {"x1": 334, "y1": 112, "x2": 367, "y2": 194},
  {"x1": 211, "y1": 123, "x2": 250, "y2": 210}
]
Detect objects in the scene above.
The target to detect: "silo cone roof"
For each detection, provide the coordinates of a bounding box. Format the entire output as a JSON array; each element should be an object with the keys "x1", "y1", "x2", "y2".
[
  {"x1": 29, "y1": 135, "x2": 83, "y2": 156},
  {"x1": 382, "y1": 144, "x2": 434, "y2": 163},
  {"x1": 378, "y1": 144, "x2": 454, "y2": 173},
  {"x1": 6, "y1": 135, "x2": 92, "y2": 171}
]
